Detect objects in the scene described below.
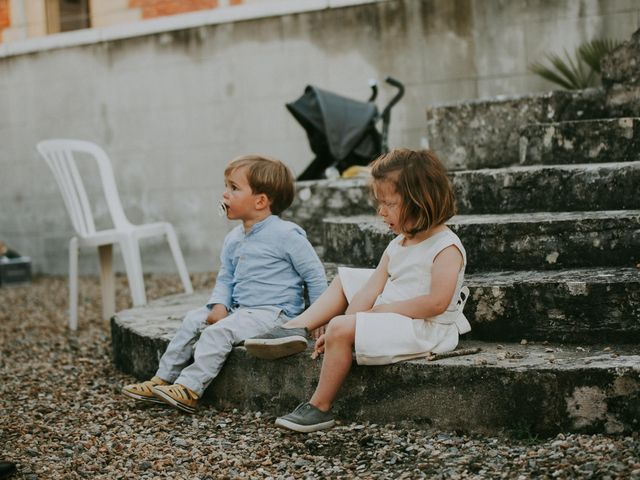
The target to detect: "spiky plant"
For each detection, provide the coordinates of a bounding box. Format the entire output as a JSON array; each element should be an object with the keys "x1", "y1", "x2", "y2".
[
  {"x1": 578, "y1": 38, "x2": 622, "y2": 73},
  {"x1": 529, "y1": 38, "x2": 623, "y2": 90}
]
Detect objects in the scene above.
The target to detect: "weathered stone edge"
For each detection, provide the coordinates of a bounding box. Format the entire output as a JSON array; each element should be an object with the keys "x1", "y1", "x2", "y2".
[
  {"x1": 425, "y1": 89, "x2": 608, "y2": 170},
  {"x1": 111, "y1": 312, "x2": 640, "y2": 436},
  {"x1": 285, "y1": 164, "x2": 640, "y2": 246},
  {"x1": 210, "y1": 344, "x2": 640, "y2": 436},
  {"x1": 322, "y1": 265, "x2": 640, "y2": 344},
  {"x1": 322, "y1": 212, "x2": 640, "y2": 272},
  {"x1": 520, "y1": 118, "x2": 640, "y2": 165}
]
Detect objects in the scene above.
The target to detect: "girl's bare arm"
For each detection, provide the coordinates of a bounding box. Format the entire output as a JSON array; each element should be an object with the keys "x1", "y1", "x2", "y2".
[
  {"x1": 368, "y1": 245, "x2": 463, "y2": 319},
  {"x1": 345, "y1": 253, "x2": 390, "y2": 314}
]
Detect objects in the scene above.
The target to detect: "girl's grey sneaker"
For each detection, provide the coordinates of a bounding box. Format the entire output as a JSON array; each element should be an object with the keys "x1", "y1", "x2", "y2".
[
  {"x1": 275, "y1": 402, "x2": 335, "y2": 433},
  {"x1": 244, "y1": 326, "x2": 309, "y2": 359}
]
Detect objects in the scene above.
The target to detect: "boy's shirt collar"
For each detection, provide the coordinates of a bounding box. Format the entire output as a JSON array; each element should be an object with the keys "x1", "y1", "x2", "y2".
[{"x1": 243, "y1": 214, "x2": 276, "y2": 236}]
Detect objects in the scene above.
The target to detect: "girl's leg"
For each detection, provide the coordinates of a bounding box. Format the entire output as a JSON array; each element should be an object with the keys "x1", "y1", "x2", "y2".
[
  {"x1": 285, "y1": 277, "x2": 348, "y2": 331},
  {"x1": 309, "y1": 314, "x2": 356, "y2": 412}
]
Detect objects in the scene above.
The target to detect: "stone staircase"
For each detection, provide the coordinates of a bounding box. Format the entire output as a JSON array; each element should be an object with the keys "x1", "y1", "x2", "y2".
[{"x1": 112, "y1": 33, "x2": 640, "y2": 436}]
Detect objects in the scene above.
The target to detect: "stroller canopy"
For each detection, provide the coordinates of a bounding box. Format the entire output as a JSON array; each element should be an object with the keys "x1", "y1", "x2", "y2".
[{"x1": 286, "y1": 86, "x2": 380, "y2": 164}]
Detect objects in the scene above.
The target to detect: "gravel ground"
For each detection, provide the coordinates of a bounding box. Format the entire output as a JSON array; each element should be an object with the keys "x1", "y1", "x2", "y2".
[{"x1": 1, "y1": 275, "x2": 639, "y2": 479}]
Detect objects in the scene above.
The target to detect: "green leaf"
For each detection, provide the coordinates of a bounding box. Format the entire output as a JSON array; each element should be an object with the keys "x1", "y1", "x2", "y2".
[
  {"x1": 529, "y1": 61, "x2": 577, "y2": 90},
  {"x1": 528, "y1": 37, "x2": 624, "y2": 90},
  {"x1": 578, "y1": 38, "x2": 623, "y2": 73}
]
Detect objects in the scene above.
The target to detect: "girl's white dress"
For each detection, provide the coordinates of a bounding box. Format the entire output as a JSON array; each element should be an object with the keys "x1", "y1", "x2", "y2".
[{"x1": 339, "y1": 229, "x2": 471, "y2": 365}]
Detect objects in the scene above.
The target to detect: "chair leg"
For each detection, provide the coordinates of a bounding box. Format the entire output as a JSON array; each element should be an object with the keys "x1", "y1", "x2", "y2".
[
  {"x1": 69, "y1": 237, "x2": 79, "y2": 331},
  {"x1": 98, "y1": 244, "x2": 115, "y2": 321},
  {"x1": 120, "y1": 237, "x2": 147, "y2": 306},
  {"x1": 165, "y1": 224, "x2": 193, "y2": 295}
]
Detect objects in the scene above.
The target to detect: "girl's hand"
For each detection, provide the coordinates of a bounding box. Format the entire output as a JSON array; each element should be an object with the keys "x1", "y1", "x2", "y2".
[
  {"x1": 311, "y1": 334, "x2": 326, "y2": 359},
  {"x1": 311, "y1": 325, "x2": 326, "y2": 339}
]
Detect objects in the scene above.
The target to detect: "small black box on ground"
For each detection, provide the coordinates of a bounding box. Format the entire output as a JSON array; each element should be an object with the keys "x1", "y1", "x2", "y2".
[{"x1": 0, "y1": 257, "x2": 32, "y2": 286}]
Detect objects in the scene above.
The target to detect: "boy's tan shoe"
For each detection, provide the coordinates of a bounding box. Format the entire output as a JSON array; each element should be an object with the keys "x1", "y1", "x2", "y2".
[
  {"x1": 122, "y1": 376, "x2": 168, "y2": 404},
  {"x1": 152, "y1": 384, "x2": 199, "y2": 413}
]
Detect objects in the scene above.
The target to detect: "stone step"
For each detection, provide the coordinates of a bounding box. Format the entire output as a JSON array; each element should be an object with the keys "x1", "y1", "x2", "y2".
[
  {"x1": 283, "y1": 178, "x2": 375, "y2": 248},
  {"x1": 111, "y1": 297, "x2": 640, "y2": 435},
  {"x1": 520, "y1": 118, "x2": 640, "y2": 165},
  {"x1": 425, "y1": 89, "x2": 607, "y2": 170},
  {"x1": 285, "y1": 162, "x2": 640, "y2": 245},
  {"x1": 322, "y1": 211, "x2": 640, "y2": 272},
  {"x1": 602, "y1": 28, "x2": 640, "y2": 118},
  {"x1": 322, "y1": 264, "x2": 640, "y2": 344},
  {"x1": 452, "y1": 161, "x2": 640, "y2": 215}
]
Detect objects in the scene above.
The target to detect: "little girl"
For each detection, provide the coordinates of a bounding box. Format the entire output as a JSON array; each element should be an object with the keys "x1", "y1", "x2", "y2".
[{"x1": 244, "y1": 148, "x2": 471, "y2": 433}]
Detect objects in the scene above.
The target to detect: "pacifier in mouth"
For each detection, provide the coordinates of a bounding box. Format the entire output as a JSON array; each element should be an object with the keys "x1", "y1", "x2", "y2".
[{"x1": 217, "y1": 200, "x2": 228, "y2": 217}]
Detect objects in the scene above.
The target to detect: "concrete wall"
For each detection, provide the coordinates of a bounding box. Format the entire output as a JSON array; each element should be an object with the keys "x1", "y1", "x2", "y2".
[{"x1": 1, "y1": 0, "x2": 639, "y2": 276}]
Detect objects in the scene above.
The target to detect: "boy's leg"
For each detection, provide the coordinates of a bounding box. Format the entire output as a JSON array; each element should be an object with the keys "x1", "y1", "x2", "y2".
[
  {"x1": 122, "y1": 306, "x2": 209, "y2": 403},
  {"x1": 156, "y1": 306, "x2": 210, "y2": 382},
  {"x1": 244, "y1": 277, "x2": 349, "y2": 359},
  {"x1": 154, "y1": 307, "x2": 284, "y2": 410},
  {"x1": 275, "y1": 314, "x2": 355, "y2": 433}
]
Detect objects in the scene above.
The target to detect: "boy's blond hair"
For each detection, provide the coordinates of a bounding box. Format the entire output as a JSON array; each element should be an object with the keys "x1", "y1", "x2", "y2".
[
  {"x1": 370, "y1": 148, "x2": 456, "y2": 237},
  {"x1": 225, "y1": 155, "x2": 295, "y2": 215}
]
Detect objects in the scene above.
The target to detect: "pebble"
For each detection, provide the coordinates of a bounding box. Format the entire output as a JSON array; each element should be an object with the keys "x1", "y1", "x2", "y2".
[{"x1": 1, "y1": 275, "x2": 639, "y2": 479}]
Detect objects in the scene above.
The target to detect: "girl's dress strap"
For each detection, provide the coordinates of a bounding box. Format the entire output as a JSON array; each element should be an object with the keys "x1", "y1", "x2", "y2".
[{"x1": 427, "y1": 230, "x2": 466, "y2": 266}]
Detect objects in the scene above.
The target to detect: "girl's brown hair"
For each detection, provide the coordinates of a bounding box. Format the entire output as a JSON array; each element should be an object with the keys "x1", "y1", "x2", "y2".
[
  {"x1": 370, "y1": 148, "x2": 456, "y2": 237},
  {"x1": 225, "y1": 155, "x2": 295, "y2": 215}
]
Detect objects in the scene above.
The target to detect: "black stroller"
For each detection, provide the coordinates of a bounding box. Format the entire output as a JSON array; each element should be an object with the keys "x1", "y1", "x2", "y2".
[{"x1": 286, "y1": 77, "x2": 405, "y2": 180}]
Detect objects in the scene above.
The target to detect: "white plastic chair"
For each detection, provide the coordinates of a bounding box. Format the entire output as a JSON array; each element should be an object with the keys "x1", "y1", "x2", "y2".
[{"x1": 37, "y1": 139, "x2": 193, "y2": 330}]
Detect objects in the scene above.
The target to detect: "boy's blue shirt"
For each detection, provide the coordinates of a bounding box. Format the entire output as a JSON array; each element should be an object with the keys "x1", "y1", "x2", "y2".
[{"x1": 207, "y1": 215, "x2": 327, "y2": 318}]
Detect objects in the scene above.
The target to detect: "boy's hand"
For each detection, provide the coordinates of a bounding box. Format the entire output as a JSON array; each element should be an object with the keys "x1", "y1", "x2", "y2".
[
  {"x1": 207, "y1": 304, "x2": 228, "y2": 324},
  {"x1": 311, "y1": 334, "x2": 326, "y2": 359}
]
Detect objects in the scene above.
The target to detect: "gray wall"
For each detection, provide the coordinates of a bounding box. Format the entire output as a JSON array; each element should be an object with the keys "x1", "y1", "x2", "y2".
[{"x1": 2, "y1": 0, "x2": 639, "y2": 275}]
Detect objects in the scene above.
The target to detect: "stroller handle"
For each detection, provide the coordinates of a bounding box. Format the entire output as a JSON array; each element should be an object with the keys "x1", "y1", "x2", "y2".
[
  {"x1": 380, "y1": 76, "x2": 405, "y2": 153},
  {"x1": 368, "y1": 79, "x2": 378, "y2": 102},
  {"x1": 382, "y1": 76, "x2": 405, "y2": 116}
]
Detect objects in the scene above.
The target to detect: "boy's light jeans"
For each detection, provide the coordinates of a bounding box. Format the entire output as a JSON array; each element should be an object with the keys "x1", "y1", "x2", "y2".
[{"x1": 156, "y1": 305, "x2": 288, "y2": 396}]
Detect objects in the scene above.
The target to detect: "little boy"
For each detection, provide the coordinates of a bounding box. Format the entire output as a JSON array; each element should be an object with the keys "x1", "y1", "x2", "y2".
[{"x1": 122, "y1": 155, "x2": 327, "y2": 413}]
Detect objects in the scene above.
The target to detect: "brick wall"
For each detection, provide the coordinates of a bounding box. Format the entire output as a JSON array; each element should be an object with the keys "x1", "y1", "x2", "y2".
[
  {"x1": 0, "y1": 0, "x2": 10, "y2": 42},
  {"x1": 129, "y1": 0, "x2": 225, "y2": 19}
]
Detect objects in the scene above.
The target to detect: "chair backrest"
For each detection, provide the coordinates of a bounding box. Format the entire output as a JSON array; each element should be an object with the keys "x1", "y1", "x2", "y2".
[{"x1": 36, "y1": 139, "x2": 132, "y2": 237}]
